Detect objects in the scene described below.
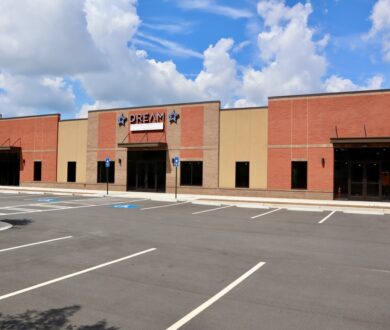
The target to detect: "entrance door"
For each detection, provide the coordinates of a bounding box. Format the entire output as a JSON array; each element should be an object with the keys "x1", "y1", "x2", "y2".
[
  {"x1": 0, "y1": 151, "x2": 20, "y2": 186},
  {"x1": 350, "y1": 161, "x2": 364, "y2": 199},
  {"x1": 349, "y1": 161, "x2": 380, "y2": 200},
  {"x1": 366, "y1": 161, "x2": 380, "y2": 199},
  {"x1": 334, "y1": 147, "x2": 390, "y2": 201},
  {"x1": 127, "y1": 150, "x2": 166, "y2": 192},
  {"x1": 136, "y1": 161, "x2": 157, "y2": 191}
]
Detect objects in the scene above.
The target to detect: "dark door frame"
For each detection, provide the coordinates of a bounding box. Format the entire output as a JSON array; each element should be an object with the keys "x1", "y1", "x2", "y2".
[{"x1": 348, "y1": 160, "x2": 381, "y2": 201}]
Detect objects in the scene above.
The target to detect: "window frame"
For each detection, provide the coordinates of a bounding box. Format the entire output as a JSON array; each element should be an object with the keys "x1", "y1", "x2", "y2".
[
  {"x1": 67, "y1": 161, "x2": 77, "y2": 183},
  {"x1": 291, "y1": 161, "x2": 308, "y2": 190},
  {"x1": 33, "y1": 161, "x2": 42, "y2": 182},
  {"x1": 180, "y1": 161, "x2": 203, "y2": 187},
  {"x1": 235, "y1": 161, "x2": 250, "y2": 188},
  {"x1": 97, "y1": 161, "x2": 115, "y2": 184}
]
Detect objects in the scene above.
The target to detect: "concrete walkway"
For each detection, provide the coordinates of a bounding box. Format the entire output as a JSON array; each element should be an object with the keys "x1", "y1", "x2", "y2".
[{"x1": 0, "y1": 185, "x2": 390, "y2": 214}]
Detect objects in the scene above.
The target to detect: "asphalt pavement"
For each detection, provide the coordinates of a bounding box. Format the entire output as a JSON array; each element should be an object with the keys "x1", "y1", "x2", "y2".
[{"x1": 0, "y1": 193, "x2": 389, "y2": 329}]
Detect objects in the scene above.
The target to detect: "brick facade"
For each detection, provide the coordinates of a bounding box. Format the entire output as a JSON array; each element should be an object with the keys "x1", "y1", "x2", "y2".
[
  {"x1": 0, "y1": 114, "x2": 59, "y2": 183},
  {"x1": 268, "y1": 90, "x2": 390, "y2": 198},
  {"x1": 85, "y1": 101, "x2": 220, "y2": 191}
]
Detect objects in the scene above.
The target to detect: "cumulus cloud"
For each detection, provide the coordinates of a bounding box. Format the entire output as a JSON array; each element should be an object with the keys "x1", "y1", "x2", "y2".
[
  {"x1": 235, "y1": 1, "x2": 327, "y2": 106},
  {"x1": 325, "y1": 75, "x2": 384, "y2": 93},
  {"x1": 0, "y1": 0, "x2": 385, "y2": 118},
  {"x1": 195, "y1": 39, "x2": 240, "y2": 105},
  {"x1": 0, "y1": 0, "x2": 105, "y2": 76},
  {"x1": 0, "y1": 73, "x2": 74, "y2": 117},
  {"x1": 366, "y1": 0, "x2": 390, "y2": 61}
]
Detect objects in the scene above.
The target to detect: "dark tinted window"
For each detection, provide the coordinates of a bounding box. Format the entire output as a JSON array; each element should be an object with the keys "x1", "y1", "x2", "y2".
[
  {"x1": 180, "y1": 161, "x2": 202, "y2": 186},
  {"x1": 291, "y1": 161, "x2": 307, "y2": 189},
  {"x1": 67, "y1": 162, "x2": 76, "y2": 183},
  {"x1": 97, "y1": 161, "x2": 115, "y2": 183},
  {"x1": 34, "y1": 161, "x2": 42, "y2": 181},
  {"x1": 236, "y1": 162, "x2": 250, "y2": 188}
]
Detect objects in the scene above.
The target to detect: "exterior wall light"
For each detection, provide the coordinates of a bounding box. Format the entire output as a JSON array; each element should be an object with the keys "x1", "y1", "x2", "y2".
[{"x1": 321, "y1": 158, "x2": 325, "y2": 168}]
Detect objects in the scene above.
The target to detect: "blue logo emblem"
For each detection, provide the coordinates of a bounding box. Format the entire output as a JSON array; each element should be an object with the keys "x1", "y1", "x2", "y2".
[
  {"x1": 168, "y1": 110, "x2": 179, "y2": 124},
  {"x1": 117, "y1": 113, "x2": 127, "y2": 126}
]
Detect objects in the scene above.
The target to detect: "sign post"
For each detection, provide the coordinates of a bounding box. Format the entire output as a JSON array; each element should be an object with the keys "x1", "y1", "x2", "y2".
[
  {"x1": 105, "y1": 157, "x2": 110, "y2": 195},
  {"x1": 172, "y1": 156, "x2": 180, "y2": 199}
]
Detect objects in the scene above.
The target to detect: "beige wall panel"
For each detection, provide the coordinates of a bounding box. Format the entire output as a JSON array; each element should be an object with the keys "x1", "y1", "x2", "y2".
[
  {"x1": 219, "y1": 108, "x2": 268, "y2": 189},
  {"x1": 57, "y1": 120, "x2": 88, "y2": 183}
]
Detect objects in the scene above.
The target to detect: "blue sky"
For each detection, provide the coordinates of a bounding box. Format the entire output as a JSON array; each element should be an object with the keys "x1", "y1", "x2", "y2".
[{"x1": 0, "y1": 0, "x2": 389, "y2": 119}]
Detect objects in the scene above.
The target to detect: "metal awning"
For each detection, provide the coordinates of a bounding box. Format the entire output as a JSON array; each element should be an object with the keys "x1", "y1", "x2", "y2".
[
  {"x1": 331, "y1": 137, "x2": 390, "y2": 147},
  {"x1": 118, "y1": 142, "x2": 167, "y2": 149},
  {"x1": 0, "y1": 146, "x2": 21, "y2": 151}
]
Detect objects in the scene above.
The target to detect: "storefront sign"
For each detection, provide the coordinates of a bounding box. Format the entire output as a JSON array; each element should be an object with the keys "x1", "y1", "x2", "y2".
[{"x1": 129, "y1": 112, "x2": 165, "y2": 132}]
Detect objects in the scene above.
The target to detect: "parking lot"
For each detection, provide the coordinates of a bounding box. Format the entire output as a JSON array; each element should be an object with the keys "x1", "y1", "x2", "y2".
[{"x1": 0, "y1": 192, "x2": 389, "y2": 329}]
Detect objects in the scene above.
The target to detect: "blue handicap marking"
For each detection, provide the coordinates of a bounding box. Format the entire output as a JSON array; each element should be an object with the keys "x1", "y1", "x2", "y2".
[
  {"x1": 112, "y1": 204, "x2": 139, "y2": 209},
  {"x1": 37, "y1": 197, "x2": 60, "y2": 203}
]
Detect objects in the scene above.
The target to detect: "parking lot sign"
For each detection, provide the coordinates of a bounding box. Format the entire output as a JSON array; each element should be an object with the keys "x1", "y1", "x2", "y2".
[{"x1": 173, "y1": 156, "x2": 180, "y2": 167}]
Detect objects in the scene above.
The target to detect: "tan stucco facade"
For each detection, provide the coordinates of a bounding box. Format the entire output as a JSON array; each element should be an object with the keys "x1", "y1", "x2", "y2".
[
  {"x1": 57, "y1": 119, "x2": 88, "y2": 183},
  {"x1": 219, "y1": 108, "x2": 268, "y2": 189}
]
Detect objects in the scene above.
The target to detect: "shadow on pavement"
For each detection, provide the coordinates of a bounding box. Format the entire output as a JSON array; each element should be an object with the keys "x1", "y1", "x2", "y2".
[
  {"x1": 1, "y1": 219, "x2": 33, "y2": 227},
  {"x1": 0, "y1": 305, "x2": 118, "y2": 329}
]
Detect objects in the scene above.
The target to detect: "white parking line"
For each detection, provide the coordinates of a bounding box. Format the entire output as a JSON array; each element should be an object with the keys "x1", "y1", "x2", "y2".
[
  {"x1": 0, "y1": 248, "x2": 156, "y2": 301},
  {"x1": 166, "y1": 261, "x2": 266, "y2": 330},
  {"x1": 0, "y1": 201, "x2": 126, "y2": 217},
  {"x1": 141, "y1": 201, "x2": 190, "y2": 210},
  {"x1": 250, "y1": 208, "x2": 281, "y2": 219},
  {"x1": 4, "y1": 207, "x2": 38, "y2": 212},
  {"x1": 192, "y1": 205, "x2": 234, "y2": 215},
  {"x1": 0, "y1": 195, "x2": 32, "y2": 199},
  {"x1": 0, "y1": 236, "x2": 72, "y2": 253},
  {"x1": 318, "y1": 210, "x2": 336, "y2": 224},
  {"x1": 33, "y1": 204, "x2": 71, "y2": 209}
]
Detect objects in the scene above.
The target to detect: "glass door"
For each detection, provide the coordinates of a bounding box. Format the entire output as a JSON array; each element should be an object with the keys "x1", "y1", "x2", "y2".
[
  {"x1": 366, "y1": 161, "x2": 380, "y2": 200},
  {"x1": 350, "y1": 162, "x2": 364, "y2": 198},
  {"x1": 136, "y1": 161, "x2": 157, "y2": 191},
  {"x1": 146, "y1": 161, "x2": 156, "y2": 191},
  {"x1": 136, "y1": 161, "x2": 147, "y2": 190}
]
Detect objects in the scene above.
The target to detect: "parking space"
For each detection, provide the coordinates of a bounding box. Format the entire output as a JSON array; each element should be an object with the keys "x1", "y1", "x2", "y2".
[{"x1": 0, "y1": 193, "x2": 389, "y2": 329}]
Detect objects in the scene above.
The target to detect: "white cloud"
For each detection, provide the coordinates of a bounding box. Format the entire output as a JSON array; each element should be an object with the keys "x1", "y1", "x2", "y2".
[
  {"x1": 0, "y1": 0, "x2": 105, "y2": 76},
  {"x1": 325, "y1": 75, "x2": 384, "y2": 93},
  {"x1": 0, "y1": 72, "x2": 75, "y2": 117},
  {"x1": 176, "y1": 0, "x2": 253, "y2": 19},
  {"x1": 366, "y1": 0, "x2": 390, "y2": 61},
  {"x1": 134, "y1": 33, "x2": 203, "y2": 59},
  {"x1": 195, "y1": 39, "x2": 240, "y2": 104},
  {"x1": 235, "y1": 0, "x2": 327, "y2": 106},
  {"x1": 0, "y1": 0, "x2": 385, "y2": 118},
  {"x1": 142, "y1": 20, "x2": 195, "y2": 35}
]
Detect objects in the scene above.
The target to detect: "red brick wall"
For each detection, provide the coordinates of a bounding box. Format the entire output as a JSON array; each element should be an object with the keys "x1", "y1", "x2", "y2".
[
  {"x1": 98, "y1": 112, "x2": 116, "y2": 161},
  {"x1": 0, "y1": 115, "x2": 59, "y2": 183},
  {"x1": 268, "y1": 92, "x2": 390, "y2": 193},
  {"x1": 180, "y1": 105, "x2": 204, "y2": 159}
]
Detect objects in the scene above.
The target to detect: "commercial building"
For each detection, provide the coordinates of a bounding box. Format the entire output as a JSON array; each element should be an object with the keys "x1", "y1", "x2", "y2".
[{"x1": 0, "y1": 89, "x2": 390, "y2": 201}]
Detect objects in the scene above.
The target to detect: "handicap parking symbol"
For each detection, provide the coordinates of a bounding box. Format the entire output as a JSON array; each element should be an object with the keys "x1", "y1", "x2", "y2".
[
  {"x1": 112, "y1": 204, "x2": 139, "y2": 209},
  {"x1": 37, "y1": 197, "x2": 59, "y2": 202}
]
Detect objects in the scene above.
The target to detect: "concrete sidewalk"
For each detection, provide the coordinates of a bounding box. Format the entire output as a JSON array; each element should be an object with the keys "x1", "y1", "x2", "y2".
[{"x1": 1, "y1": 185, "x2": 390, "y2": 214}]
